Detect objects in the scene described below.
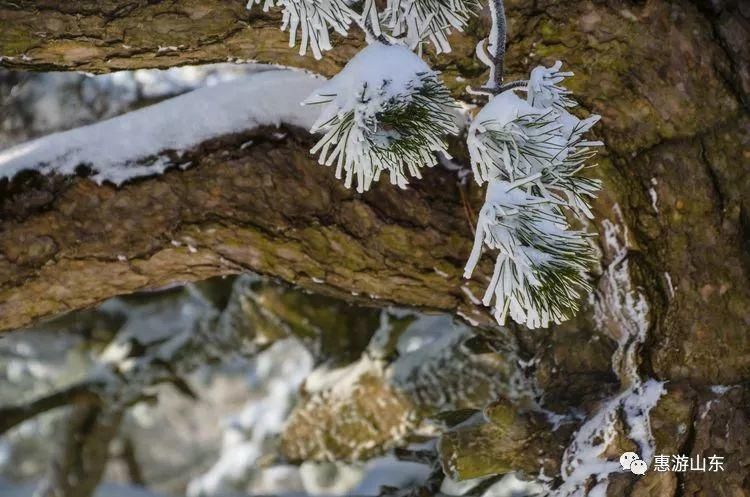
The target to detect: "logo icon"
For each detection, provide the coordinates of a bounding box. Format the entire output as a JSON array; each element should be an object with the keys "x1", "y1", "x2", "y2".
[
  {"x1": 630, "y1": 459, "x2": 648, "y2": 475},
  {"x1": 620, "y1": 452, "x2": 639, "y2": 470},
  {"x1": 620, "y1": 452, "x2": 648, "y2": 475}
]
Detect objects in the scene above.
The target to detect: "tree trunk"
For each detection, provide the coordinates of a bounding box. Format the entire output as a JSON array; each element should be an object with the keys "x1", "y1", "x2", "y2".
[{"x1": 1, "y1": 1, "x2": 749, "y2": 496}]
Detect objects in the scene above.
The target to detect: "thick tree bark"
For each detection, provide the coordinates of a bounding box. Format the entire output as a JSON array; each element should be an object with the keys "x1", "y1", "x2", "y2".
[
  {"x1": 0, "y1": 1, "x2": 357, "y2": 76},
  {"x1": 0, "y1": 126, "x2": 490, "y2": 332}
]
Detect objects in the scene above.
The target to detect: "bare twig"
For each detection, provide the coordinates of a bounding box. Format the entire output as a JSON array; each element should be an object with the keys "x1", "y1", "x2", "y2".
[
  {"x1": 120, "y1": 437, "x2": 146, "y2": 486},
  {"x1": 36, "y1": 404, "x2": 124, "y2": 497},
  {"x1": 471, "y1": 0, "x2": 526, "y2": 96},
  {"x1": 467, "y1": 79, "x2": 528, "y2": 97},
  {"x1": 0, "y1": 382, "x2": 102, "y2": 435},
  {"x1": 458, "y1": 183, "x2": 476, "y2": 234},
  {"x1": 488, "y1": 0, "x2": 507, "y2": 89}
]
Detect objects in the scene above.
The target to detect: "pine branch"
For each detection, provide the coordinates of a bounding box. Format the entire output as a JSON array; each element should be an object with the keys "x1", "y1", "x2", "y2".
[
  {"x1": 305, "y1": 43, "x2": 458, "y2": 192},
  {"x1": 468, "y1": 0, "x2": 530, "y2": 96},
  {"x1": 464, "y1": 66, "x2": 602, "y2": 328},
  {"x1": 488, "y1": 0, "x2": 507, "y2": 90}
]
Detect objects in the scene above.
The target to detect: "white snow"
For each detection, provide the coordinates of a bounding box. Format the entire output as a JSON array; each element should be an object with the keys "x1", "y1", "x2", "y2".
[
  {"x1": 480, "y1": 473, "x2": 547, "y2": 496},
  {"x1": 433, "y1": 267, "x2": 450, "y2": 277},
  {"x1": 648, "y1": 178, "x2": 659, "y2": 212},
  {"x1": 303, "y1": 353, "x2": 383, "y2": 395},
  {"x1": 187, "y1": 339, "x2": 314, "y2": 497},
  {"x1": 440, "y1": 472, "x2": 546, "y2": 496},
  {"x1": 0, "y1": 70, "x2": 324, "y2": 186},
  {"x1": 460, "y1": 285, "x2": 482, "y2": 305},
  {"x1": 247, "y1": 0, "x2": 355, "y2": 60},
  {"x1": 710, "y1": 385, "x2": 732, "y2": 395},
  {"x1": 664, "y1": 272, "x2": 675, "y2": 299},
  {"x1": 0, "y1": 63, "x2": 277, "y2": 150},
  {"x1": 348, "y1": 456, "x2": 431, "y2": 494},
  {"x1": 304, "y1": 42, "x2": 458, "y2": 193},
  {"x1": 463, "y1": 62, "x2": 602, "y2": 328},
  {"x1": 553, "y1": 205, "x2": 665, "y2": 497}
]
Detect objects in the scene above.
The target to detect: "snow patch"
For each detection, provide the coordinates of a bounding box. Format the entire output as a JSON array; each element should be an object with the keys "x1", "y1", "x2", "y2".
[
  {"x1": 648, "y1": 177, "x2": 659, "y2": 212},
  {"x1": 0, "y1": 71, "x2": 324, "y2": 185},
  {"x1": 664, "y1": 272, "x2": 675, "y2": 299},
  {"x1": 554, "y1": 205, "x2": 665, "y2": 497}
]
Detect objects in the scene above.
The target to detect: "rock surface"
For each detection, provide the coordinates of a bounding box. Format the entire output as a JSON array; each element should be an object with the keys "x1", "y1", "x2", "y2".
[{"x1": 1, "y1": 1, "x2": 749, "y2": 496}]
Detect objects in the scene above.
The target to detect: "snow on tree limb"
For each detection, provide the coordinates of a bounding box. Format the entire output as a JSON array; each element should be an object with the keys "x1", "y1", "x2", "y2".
[
  {"x1": 0, "y1": 12, "x2": 602, "y2": 333},
  {"x1": 0, "y1": 117, "x2": 486, "y2": 334},
  {"x1": 0, "y1": 71, "x2": 324, "y2": 185}
]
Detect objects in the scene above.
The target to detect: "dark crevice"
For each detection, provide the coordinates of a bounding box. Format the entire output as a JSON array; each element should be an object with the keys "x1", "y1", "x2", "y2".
[{"x1": 698, "y1": 139, "x2": 726, "y2": 218}]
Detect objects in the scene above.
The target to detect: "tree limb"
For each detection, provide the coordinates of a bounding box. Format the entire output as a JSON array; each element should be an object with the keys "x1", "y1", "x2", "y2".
[
  {"x1": 0, "y1": 126, "x2": 492, "y2": 333},
  {"x1": 36, "y1": 404, "x2": 123, "y2": 497},
  {"x1": 0, "y1": 1, "x2": 471, "y2": 83},
  {"x1": 0, "y1": 382, "x2": 102, "y2": 435}
]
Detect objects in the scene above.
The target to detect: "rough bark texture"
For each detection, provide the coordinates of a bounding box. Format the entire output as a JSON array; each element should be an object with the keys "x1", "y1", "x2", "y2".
[
  {"x1": 0, "y1": 1, "x2": 359, "y2": 76},
  {"x1": 438, "y1": 397, "x2": 574, "y2": 480},
  {"x1": 0, "y1": 127, "x2": 490, "y2": 332},
  {"x1": 1, "y1": 0, "x2": 750, "y2": 495}
]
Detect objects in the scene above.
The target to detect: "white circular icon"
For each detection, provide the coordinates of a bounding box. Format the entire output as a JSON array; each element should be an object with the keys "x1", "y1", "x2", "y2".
[
  {"x1": 619, "y1": 452, "x2": 639, "y2": 470},
  {"x1": 630, "y1": 459, "x2": 648, "y2": 475}
]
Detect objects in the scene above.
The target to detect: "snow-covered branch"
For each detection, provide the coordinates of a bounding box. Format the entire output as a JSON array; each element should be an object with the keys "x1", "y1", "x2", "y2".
[
  {"x1": 462, "y1": 62, "x2": 602, "y2": 328},
  {"x1": 304, "y1": 43, "x2": 458, "y2": 192},
  {"x1": 0, "y1": 71, "x2": 323, "y2": 185},
  {"x1": 486, "y1": 0, "x2": 507, "y2": 91},
  {"x1": 0, "y1": 71, "x2": 489, "y2": 333}
]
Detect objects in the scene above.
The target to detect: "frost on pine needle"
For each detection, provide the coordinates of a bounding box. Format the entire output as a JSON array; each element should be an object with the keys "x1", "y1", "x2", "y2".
[
  {"x1": 464, "y1": 62, "x2": 602, "y2": 328},
  {"x1": 464, "y1": 181, "x2": 594, "y2": 328},
  {"x1": 527, "y1": 60, "x2": 576, "y2": 111},
  {"x1": 380, "y1": 0, "x2": 479, "y2": 53},
  {"x1": 304, "y1": 42, "x2": 459, "y2": 192},
  {"x1": 246, "y1": 0, "x2": 355, "y2": 59}
]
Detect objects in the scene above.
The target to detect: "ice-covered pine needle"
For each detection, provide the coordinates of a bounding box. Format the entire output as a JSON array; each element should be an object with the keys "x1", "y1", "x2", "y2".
[
  {"x1": 381, "y1": 0, "x2": 479, "y2": 54},
  {"x1": 304, "y1": 42, "x2": 459, "y2": 193},
  {"x1": 246, "y1": 0, "x2": 356, "y2": 60},
  {"x1": 464, "y1": 62, "x2": 603, "y2": 329}
]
